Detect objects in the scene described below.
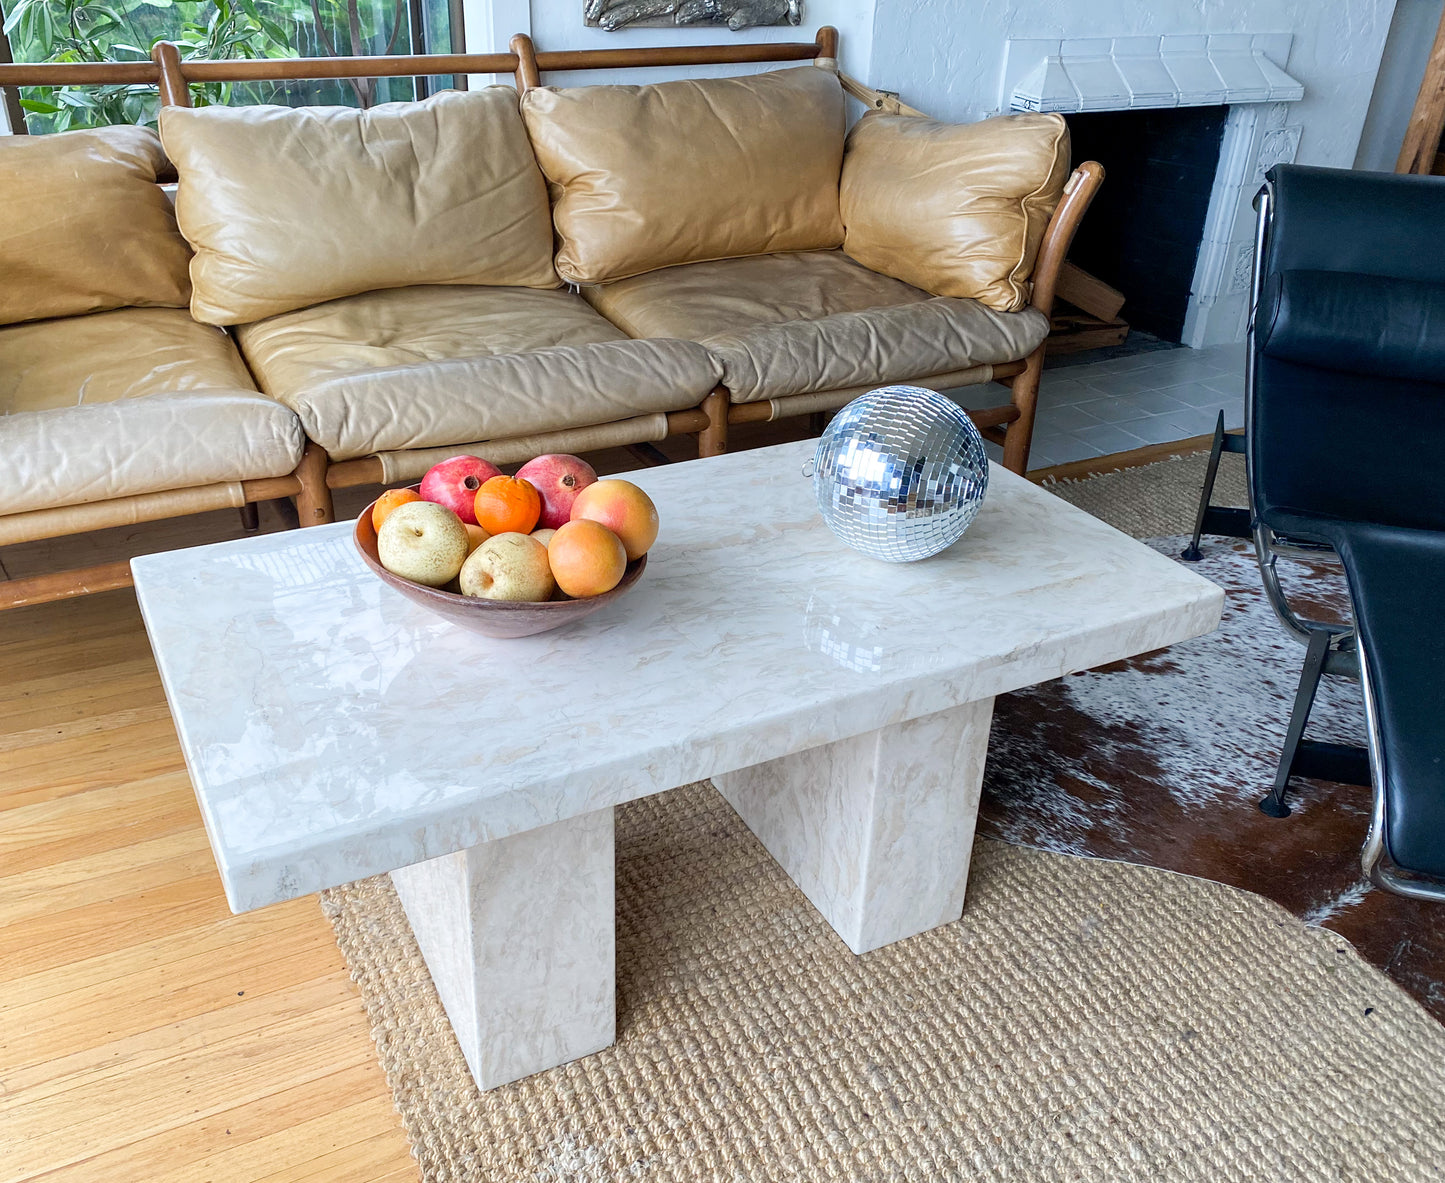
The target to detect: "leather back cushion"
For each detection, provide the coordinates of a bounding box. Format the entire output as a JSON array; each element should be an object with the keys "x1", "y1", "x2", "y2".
[
  {"x1": 160, "y1": 88, "x2": 559, "y2": 325},
  {"x1": 0, "y1": 125, "x2": 193, "y2": 326},
  {"x1": 1258, "y1": 269, "x2": 1445, "y2": 385},
  {"x1": 840, "y1": 111, "x2": 1070, "y2": 312},
  {"x1": 520, "y1": 67, "x2": 846, "y2": 285}
]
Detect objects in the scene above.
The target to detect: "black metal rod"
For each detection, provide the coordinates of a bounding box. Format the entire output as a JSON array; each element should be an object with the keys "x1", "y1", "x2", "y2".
[
  {"x1": 1260, "y1": 626, "x2": 1334, "y2": 817},
  {"x1": 1182, "y1": 410, "x2": 1228, "y2": 561}
]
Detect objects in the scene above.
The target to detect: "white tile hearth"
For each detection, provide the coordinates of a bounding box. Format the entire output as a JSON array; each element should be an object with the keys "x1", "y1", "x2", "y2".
[{"x1": 969, "y1": 342, "x2": 1245, "y2": 470}]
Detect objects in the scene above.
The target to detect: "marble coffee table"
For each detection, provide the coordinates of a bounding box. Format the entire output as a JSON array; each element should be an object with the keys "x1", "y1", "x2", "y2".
[{"x1": 132, "y1": 438, "x2": 1222, "y2": 1091}]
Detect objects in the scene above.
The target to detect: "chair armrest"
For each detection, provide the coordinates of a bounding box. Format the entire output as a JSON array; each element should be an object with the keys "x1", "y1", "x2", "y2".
[{"x1": 1028, "y1": 161, "x2": 1105, "y2": 319}]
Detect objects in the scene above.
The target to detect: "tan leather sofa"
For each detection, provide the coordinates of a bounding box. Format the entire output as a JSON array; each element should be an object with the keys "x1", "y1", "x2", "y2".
[
  {"x1": 0, "y1": 124, "x2": 312, "y2": 603},
  {"x1": 520, "y1": 64, "x2": 1066, "y2": 463},
  {"x1": 0, "y1": 28, "x2": 1102, "y2": 610},
  {"x1": 156, "y1": 86, "x2": 725, "y2": 516}
]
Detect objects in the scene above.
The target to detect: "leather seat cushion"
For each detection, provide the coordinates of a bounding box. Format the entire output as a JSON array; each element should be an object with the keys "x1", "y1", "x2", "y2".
[
  {"x1": 0, "y1": 308, "x2": 304, "y2": 516},
  {"x1": 521, "y1": 67, "x2": 846, "y2": 285},
  {"x1": 237, "y1": 285, "x2": 721, "y2": 460},
  {"x1": 841, "y1": 111, "x2": 1071, "y2": 312},
  {"x1": 1327, "y1": 521, "x2": 1445, "y2": 878},
  {"x1": 584, "y1": 251, "x2": 1051, "y2": 402},
  {"x1": 161, "y1": 89, "x2": 559, "y2": 326},
  {"x1": 0, "y1": 125, "x2": 193, "y2": 326}
]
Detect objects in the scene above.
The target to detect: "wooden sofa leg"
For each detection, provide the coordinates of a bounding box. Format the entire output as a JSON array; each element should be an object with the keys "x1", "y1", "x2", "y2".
[
  {"x1": 294, "y1": 442, "x2": 335, "y2": 526},
  {"x1": 1001, "y1": 348, "x2": 1045, "y2": 476},
  {"x1": 699, "y1": 387, "x2": 730, "y2": 458}
]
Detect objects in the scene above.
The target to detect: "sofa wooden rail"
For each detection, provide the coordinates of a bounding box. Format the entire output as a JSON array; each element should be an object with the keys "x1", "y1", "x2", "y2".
[
  {"x1": 0, "y1": 32, "x2": 832, "y2": 96},
  {"x1": 0, "y1": 60, "x2": 163, "y2": 85}
]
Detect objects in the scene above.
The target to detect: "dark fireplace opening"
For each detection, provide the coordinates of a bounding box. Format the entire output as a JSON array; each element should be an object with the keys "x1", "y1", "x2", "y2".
[{"x1": 1063, "y1": 106, "x2": 1229, "y2": 343}]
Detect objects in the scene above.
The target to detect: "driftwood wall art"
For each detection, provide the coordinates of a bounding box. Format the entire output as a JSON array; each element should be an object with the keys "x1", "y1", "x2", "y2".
[{"x1": 584, "y1": 0, "x2": 803, "y2": 32}]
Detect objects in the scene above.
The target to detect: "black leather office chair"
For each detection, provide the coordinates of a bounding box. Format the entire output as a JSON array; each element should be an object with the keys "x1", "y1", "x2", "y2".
[{"x1": 1189, "y1": 164, "x2": 1445, "y2": 899}]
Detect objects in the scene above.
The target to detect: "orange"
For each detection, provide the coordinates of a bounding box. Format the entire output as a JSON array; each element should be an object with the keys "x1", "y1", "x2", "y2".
[
  {"x1": 547, "y1": 519, "x2": 627, "y2": 598},
  {"x1": 371, "y1": 487, "x2": 422, "y2": 532},
  {"x1": 473, "y1": 475, "x2": 542, "y2": 536}
]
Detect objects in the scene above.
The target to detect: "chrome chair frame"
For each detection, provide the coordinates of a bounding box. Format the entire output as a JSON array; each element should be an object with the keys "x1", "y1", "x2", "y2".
[
  {"x1": 1357, "y1": 635, "x2": 1445, "y2": 901},
  {"x1": 1240, "y1": 181, "x2": 1369, "y2": 817},
  {"x1": 1188, "y1": 173, "x2": 1445, "y2": 897}
]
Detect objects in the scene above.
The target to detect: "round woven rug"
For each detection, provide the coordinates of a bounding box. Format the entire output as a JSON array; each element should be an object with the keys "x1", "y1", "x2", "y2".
[{"x1": 321, "y1": 452, "x2": 1445, "y2": 1182}]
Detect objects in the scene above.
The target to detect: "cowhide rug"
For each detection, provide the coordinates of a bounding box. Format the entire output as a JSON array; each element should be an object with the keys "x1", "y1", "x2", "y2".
[{"x1": 978, "y1": 535, "x2": 1445, "y2": 1021}]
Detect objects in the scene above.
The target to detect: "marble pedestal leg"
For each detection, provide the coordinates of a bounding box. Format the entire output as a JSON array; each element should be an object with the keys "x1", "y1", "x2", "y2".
[
  {"x1": 714, "y1": 698, "x2": 994, "y2": 955},
  {"x1": 390, "y1": 807, "x2": 615, "y2": 1092}
]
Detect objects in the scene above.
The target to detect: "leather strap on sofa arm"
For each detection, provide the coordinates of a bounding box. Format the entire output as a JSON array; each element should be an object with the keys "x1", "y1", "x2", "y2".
[
  {"x1": 0, "y1": 481, "x2": 245, "y2": 547},
  {"x1": 369, "y1": 413, "x2": 672, "y2": 486},
  {"x1": 814, "y1": 60, "x2": 929, "y2": 118}
]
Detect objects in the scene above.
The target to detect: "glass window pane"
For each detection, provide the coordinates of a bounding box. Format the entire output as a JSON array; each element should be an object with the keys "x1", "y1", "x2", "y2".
[{"x1": 2, "y1": 0, "x2": 459, "y2": 133}]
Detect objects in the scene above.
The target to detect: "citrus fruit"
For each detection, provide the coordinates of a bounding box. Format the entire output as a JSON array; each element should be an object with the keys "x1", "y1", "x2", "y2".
[
  {"x1": 372, "y1": 487, "x2": 422, "y2": 532},
  {"x1": 473, "y1": 475, "x2": 542, "y2": 535},
  {"x1": 547, "y1": 519, "x2": 627, "y2": 598}
]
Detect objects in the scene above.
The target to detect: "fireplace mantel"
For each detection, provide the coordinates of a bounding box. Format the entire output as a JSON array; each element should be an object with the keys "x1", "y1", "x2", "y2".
[{"x1": 1003, "y1": 35, "x2": 1304, "y2": 114}]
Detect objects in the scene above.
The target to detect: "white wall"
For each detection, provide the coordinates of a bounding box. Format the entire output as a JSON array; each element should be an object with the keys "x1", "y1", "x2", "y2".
[
  {"x1": 1355, "y1": 0, "x2": 1443, "y2": 170},
  {"x1": 866, "y1": 0, "x2": 1397, "y2": 171},
  {"x1": 461, "y1": 0, "x2": 876, "y2": 85}
]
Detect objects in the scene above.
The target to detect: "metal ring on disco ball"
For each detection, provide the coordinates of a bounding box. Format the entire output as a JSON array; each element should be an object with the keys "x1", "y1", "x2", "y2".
[{"x1": 813, "y1": 385, "x2": 989, "y2": 563}]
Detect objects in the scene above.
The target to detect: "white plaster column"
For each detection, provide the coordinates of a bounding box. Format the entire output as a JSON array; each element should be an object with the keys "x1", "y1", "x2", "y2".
[
  {"x1": 715, "y1": 697, "x2": 995, "y2": 955},
  {"x1": 390, "y1": 806, "x2": 615, "y2": 1091},
  {"x1": 461, "y1": 0, "x2": 531, "y2": 85}
]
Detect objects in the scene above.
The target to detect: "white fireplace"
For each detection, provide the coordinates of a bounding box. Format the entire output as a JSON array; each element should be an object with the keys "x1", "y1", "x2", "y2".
[
  {"x1": 999, "y1": 34, "x2": 1306, "y2": 347},
  {"x1": 863, "y1": 0, "x2": 1399, "y2": 347}
]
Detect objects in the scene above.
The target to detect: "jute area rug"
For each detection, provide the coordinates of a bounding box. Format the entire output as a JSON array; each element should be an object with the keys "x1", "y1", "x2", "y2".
[{"x1": 322, "y1": 452, "x2": 1445, "y2": 1181}]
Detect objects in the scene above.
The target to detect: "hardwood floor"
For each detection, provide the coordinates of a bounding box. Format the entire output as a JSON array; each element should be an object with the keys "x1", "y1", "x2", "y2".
[{"x1": 0, "y1": 583, "x2": 417, "y2": 1182}]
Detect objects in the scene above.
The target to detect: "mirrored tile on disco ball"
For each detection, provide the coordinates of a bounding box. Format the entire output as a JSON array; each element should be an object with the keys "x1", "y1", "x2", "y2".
[{"x1": 813, "y1": 385, "x2": 989, "y2": 563}]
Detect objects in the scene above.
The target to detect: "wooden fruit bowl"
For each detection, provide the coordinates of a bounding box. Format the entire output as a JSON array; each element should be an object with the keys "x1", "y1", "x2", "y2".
[{"x1": 353, "y1": 490, "x2": 646, "y2": 639}]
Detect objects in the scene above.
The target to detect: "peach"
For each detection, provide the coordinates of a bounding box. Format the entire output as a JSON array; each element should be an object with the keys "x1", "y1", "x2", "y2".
[
  {"x1": 570, "y1": 479, "x2": 658, "y2": 560},
  {"x1": 459, "y1": 532, "x2": 556, "y2": 602},
  {"x1": 547, "y1": 519, "x2": 627, "y2": 598}
]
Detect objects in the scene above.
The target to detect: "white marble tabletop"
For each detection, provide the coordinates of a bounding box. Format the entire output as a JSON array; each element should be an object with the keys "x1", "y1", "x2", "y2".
[{"x1": 132, "y1": 439, "x2": 1223, "y2": 911}]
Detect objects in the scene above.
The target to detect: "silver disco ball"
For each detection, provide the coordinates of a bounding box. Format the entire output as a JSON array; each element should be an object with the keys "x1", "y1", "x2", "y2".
[{"x1": 813, "y1": 385, "x2": 989, "y2": 563}]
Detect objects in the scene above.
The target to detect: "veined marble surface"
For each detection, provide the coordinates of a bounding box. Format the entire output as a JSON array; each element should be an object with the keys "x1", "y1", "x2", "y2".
[
  {"x1": 132, "y1": 440, "x2": 1223, "y2": 912},
  {"x1": 390, "y1": 807, "x2": 615, "y2": 1090},
  {"x1": 716, "y1": 698, "x2": 995, "y2": 955}
]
